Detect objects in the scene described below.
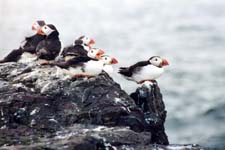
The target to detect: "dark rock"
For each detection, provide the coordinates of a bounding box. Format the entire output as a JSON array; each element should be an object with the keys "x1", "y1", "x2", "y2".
[
  {"x1": 130, "y1": 83, "x2": 169, "y2": 145},
  {"x1": 0, "y1": 124, "x2": 205, "y2": 150},
  {"x1": 0, "y1": 62, "x2": 205, "y2": 149}
]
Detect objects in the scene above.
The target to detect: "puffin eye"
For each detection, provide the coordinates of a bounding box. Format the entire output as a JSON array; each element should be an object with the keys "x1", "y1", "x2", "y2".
[
  {"x1": 91, "y1": 50, "x2": 93, "y2": 53},
  {"x1": 155, "y1": 58, "x2": 158, "y2": 61}
]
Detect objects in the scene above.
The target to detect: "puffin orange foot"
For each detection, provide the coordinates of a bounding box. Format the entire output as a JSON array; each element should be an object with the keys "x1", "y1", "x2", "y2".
[
  {"x1": 86, "y1": 75, "x2": 95, "y2": 79},
  {"x1": 73, "y1": 74, "x2": 86, "y2": 78},
  {"x1": 40, "y1": 60, "x2": 50, "y2": 65}
]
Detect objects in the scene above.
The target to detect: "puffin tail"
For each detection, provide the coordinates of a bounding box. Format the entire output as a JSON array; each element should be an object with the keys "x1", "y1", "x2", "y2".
[{"x1": 118, "y1": 67, "x2": 132, "y2": 77}]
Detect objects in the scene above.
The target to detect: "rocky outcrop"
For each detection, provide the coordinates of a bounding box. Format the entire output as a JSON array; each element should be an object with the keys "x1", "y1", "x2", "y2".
[
  {"x1": 130, "y1": 83, "x2": 168, "y2": 145},
  {"x1": 0, "y1": 62, "x2": 204, "y2": 149}
]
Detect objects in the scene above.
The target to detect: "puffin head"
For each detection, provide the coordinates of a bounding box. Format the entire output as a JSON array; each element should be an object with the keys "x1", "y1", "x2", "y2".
[
  {"x1": 87, "y1": 48, "x2": 105, "y2": 59},
  {"x1": 100, "y1": 55, "x2": 118, "y2": 65},
  {"x1": 39, "y1": 24, "x2": 59, "y2": 36},
  {"x1": 32, "y1": 20, "x2": 46, "y2": 33},
  {"x1": 149, "y1": 56, "x2": 169, "y2": 67},
  {"x1": 74, "y1": 36, "x2": 95, "y2": 47}
]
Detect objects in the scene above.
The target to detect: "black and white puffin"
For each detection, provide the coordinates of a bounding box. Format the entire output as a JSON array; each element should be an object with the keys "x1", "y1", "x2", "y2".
[
  {"x1": 36, "y1": 24, "x2": 61, "y2": 61},
  {"x1": 44, "y1": 48, "x2": 105, "y2": 69},
  {"x1": 0, "y1": 20, "x2": 46, "y2": 63},
  {"x1": 72, "y1": 54, "x2": 118, "y2": 78},
  {"x1": 118, "y1": 56, "x2": 169, "y2": 84},
  {"x1": 40, "y1": 48, "x2": 105, "y2": 79},
  {"x1": 61, "y1": 36, "x2": 95, "y2": 60}
]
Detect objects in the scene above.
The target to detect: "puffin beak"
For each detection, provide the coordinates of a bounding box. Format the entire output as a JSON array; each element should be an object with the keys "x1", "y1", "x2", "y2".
[
  {"x1": 161, "y1": 59, "x2": 169, "y2": 66},
  {"x1": 98, "y1": 49, "x2": 105, "y2": 55},
  {"x1": 111, "y1": 58, "x2": 118, "y2": 64},
  {"x1": 37, "y1": 28, "x2": 45, "y2": 35},
  {"x1": 88, "y1": 39, "x2": 95, "y2": 46},
  {"x1": 96, "y1": 50, "x2": 105, "y2": 59}
]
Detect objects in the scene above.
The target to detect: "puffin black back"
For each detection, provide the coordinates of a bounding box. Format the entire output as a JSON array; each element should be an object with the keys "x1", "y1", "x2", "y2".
[
  {"x1": 119, "y1": 61, "x2": 149, "y2": 77},
  {"x1": 23, "y1": 34, "x2": 46, "y2": 54},
  {"x1": 36, "y1": 24, "x2": 61, "y2": 61},
  {"x1": 61, "y1": 41, "x2": 87, "y2": 58}
]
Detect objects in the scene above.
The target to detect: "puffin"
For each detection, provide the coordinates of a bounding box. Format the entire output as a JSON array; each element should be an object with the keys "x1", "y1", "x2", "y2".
[
  {"x1": 72, "y1": 54, "x2": 118, "y2": 78},
  {"x1": 118, "y1": 56, "x2": 169, "y2": 84},
  {"x1": 35, "y1": 24, "x2": 61, "y2": 61},
  {"x1": 40, "y1": 48, "x2": 105, "y2": 79},
  {"x1": 61, "y1": 36, "x2": 95, "y2": 60},
  {"x1": 0, "y1": 20, "x2": 46, "y2": 63},
  {"x1": 43, "y1": 48, "x2": 105, "y2": 69}
]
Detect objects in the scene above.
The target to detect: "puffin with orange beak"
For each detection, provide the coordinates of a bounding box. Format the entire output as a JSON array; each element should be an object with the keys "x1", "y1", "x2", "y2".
[
  {"x1": 31, "y1": 20, "x2": 46, "y2": 33},
  {"x1": 61, "y1": 36, "x2": 95, "y2": 59},
  {"x1": 119, "y1": 56, "x2": 169, "y2": 84},
  {"x1": 36, "y1": 24, "x2": 61, "y2": 61},
  {"x1": 44, "y1": 48, "x2": 105, "y2": 69},
  {"x1": 0, "y1": 20, "x2": 46, "y2": 63},
  {"x1": 76, "y1": 36, "x2": 95, "y2": 50},
  {"x1": 73, "y1": 54, "x2": 118, "y2": 78},
  {"x1": 42, "y1": 48, "x2": 108, "y2": 78}
]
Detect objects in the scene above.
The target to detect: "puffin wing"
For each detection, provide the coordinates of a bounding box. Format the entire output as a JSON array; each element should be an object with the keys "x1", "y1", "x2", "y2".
[
  {"x1": 69, "y1": 56, "x2": 97, "y2": 65},
  {"x1": 36, "y1": 40, "x2": 48, "y2": 57},
  {"x1": 119, "y1": 61, "x2": 149, "y2": 77},
  {"x1": 22, "y1": 34, "x2": 45, "y2": 54},
  {"x1": 50, "y1": 55, "x2": 97, "y2": 70},
  {"x1": 24, "y1": 34, "x2": 35, "y2": 41},
  {"x1": 36, "y1": 39, "x2": 61, "y2": 60},
  {"x1": 61, "y1": 45, "x2": 73, "y2": 57},
  {"x1": 62, "y1": 45, "x2": 87, "y2": 57},
  {"x1": 45, "y1": 40, "x2": 61, "y2": 58},
  {"x1": 21, "y1": 35, "x2": 36, "y2": 52}
]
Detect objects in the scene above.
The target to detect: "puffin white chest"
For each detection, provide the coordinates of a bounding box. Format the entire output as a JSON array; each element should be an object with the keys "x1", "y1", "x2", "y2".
[
  {"x1": 133, "y1": 65, "x2": 164, "y2": 82},
  {"x1": 68, "y1": 66, "x2": 82, "y2": 75},
  {"x1": 103, "y1": 65, "x2": 114, "y2": 74},
  {"x1": 83, "y1": 60, "x2": 104, "y2": 75},
  {"x1": 18, "y1": 52, "x2": 37, "y2": 63}
]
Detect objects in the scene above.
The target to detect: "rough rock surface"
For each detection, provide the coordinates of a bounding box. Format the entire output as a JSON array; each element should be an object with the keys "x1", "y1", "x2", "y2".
[
  {"x1": 0, "y1": 62, "x2": 205, "y2": 149},
  {"x1": 0, "y1": 124, "x2": 203, "y2": 150},
  {"x1": 130, "y1": 83, "x2": 168, "y2": 145}
]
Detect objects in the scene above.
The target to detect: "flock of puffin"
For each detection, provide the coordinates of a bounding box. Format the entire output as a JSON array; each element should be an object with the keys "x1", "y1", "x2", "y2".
[{"x1": 0, "y1": 20, "x2": 169, "y2": 85}]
